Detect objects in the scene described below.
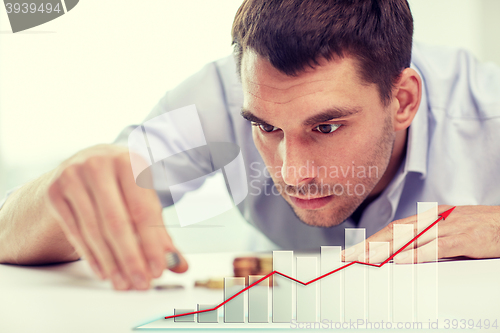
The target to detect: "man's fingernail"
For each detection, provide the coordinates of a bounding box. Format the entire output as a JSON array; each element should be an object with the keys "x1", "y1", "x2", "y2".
[
  {"x1": 132, "y1": 273, "x2": 148, "y2": 289},
  {"x1": 396, "y1": 251, "x2": 409, "y2": 262},
  {"x1": 150, "y1": 260, "x2": 162, "y2": 277},
  {"x1": 358, "y1": 252, "x2": 369, "y2": 262},
  {"x1": 111, "y1": 272, "x2": 128, "y2": 290},
  {"x1": 370, "y1": 250, "x2": 380, "y2": 263}
]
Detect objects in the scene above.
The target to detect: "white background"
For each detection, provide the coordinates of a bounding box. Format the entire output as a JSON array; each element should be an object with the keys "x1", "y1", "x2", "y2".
[{"x1": 1, "y1": 0, "x2": 499, "y2": 251}]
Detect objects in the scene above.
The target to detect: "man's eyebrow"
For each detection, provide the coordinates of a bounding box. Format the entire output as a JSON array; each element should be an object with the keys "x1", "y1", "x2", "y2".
[
  {"x1": 240, "y1": 106, "x2": 361, "y2": 126},
  {"x1": 303, "y1": 107, "x2": 361, "y2": 126},
  {"x1": 240, "y1": 108, "x2": 270, "y2": 124}
]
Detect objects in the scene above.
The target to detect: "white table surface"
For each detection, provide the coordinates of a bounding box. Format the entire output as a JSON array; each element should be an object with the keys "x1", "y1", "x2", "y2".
[{"x1": 1, "y1": 252, "x2": 500, "y2": 333}]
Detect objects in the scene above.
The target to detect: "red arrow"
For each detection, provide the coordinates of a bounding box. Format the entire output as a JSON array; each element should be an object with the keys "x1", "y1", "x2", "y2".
[{"x1": 164, "y1": 206, "x2": 456, "y2": 320}]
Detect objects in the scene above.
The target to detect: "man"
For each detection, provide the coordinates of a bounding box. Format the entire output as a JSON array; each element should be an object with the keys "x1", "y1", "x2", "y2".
[{"x1": 0, "y1": 0, "x2": 499, "y2": 291}]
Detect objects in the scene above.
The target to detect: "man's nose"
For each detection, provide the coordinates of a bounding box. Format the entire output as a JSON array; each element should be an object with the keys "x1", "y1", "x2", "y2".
[{"x1": 279, "y1": 136, "x2": 316, "y2": 186}]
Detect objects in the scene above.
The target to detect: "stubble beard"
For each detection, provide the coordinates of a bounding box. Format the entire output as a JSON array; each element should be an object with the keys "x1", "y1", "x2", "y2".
[{"x1": 275, "y1": 114, "x2": 396, "y2": 228}]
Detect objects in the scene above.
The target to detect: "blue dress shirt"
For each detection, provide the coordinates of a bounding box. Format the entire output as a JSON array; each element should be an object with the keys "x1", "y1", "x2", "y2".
[{"x1": 2, "y1": 43, "x2": 500, "y2": 250}]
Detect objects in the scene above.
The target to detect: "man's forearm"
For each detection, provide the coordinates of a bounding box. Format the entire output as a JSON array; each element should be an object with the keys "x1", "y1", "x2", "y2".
[{"x1": 0, "y1": 170, "x2": 79, "y2": 265}]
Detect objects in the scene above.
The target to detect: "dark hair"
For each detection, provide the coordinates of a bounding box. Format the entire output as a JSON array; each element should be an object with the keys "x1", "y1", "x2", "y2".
[{"x1": 231, "y1": 0, "x2": 413, "y2": 106}]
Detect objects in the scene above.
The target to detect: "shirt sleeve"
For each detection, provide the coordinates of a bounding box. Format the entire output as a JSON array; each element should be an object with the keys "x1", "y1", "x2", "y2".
[{"x1": 113, "y1": 58, "x2": 236, "y2": 208}]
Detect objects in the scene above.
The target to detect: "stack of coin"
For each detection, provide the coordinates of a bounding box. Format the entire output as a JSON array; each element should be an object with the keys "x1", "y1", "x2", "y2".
[
  {"x1": 258, "y1": 256, "x2": 273, "y2": 274},
  {"x1": 233, "y1": 257, "x2": 260, "y2": 285},
  {"x1": 194, "y1": 277, "x2": 224, "y2": 289},
  {"x1": 194, "y1": 255, "x2": 274, "y2": 289},
  {"x1": 256, "y1": 256, "x2": 273, "y2": 286},
  {"x1": 233, "y1": 256, "x2": 274, "y2": 285}
]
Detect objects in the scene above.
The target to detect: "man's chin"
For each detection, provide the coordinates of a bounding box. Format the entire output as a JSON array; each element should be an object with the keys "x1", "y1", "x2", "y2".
[{"x1": 285, "y1": 195, "x2": 363, "y2": 228}]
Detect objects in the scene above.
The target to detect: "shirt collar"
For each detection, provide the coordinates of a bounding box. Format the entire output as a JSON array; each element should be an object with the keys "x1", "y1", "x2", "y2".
[
  {"x1": 383, "y1": 64, "x2": 429, "y2": 212},
  {"x1": 344, "y1": 64, "x2": 430, "y2": 230}
]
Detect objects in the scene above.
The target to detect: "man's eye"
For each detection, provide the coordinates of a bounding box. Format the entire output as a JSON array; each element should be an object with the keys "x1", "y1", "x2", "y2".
[
  {"x1": 314, "y1": 124, "x2": 341, "y2": 134},
  {"x1": 258, "y1": 124, "x2": 279, "y2": 133}
]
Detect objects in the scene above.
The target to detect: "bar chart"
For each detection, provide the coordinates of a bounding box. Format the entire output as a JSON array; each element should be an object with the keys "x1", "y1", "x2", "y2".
[{"x1": 137, "y1": 203, "x2": 449, "y2": 329}]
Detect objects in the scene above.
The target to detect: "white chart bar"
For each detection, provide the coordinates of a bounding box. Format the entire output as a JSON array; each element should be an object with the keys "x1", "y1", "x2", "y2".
[
  {"x1": 296, "y1": 257, "x2": 318, "y2": 322},
  {"x1": 416, "y1": 202, "x2": 439, "y2": 322},
  {"x1": 197, "y1": 304, "x2": 218, "y2": 323},
  {"x1": 320, "y1": 246, "x2": 342, "y2": 321},
  {"x1": 174, "y1": 309, "x2": 194, "y2": 322},
  {"x1": 393, "y1": 224, "x2": 414, "y2": 322},
  {"x1": 344, "y1": 228, "x2": 366, "y2": 321},
  {"x1": 248, "y1": 275, "x2": 269, "y2": 323},
  {"x1": 368, "y1": 242, "x2": 390, "y2": 322},
  {"x1": 273, "y1": 251, "x2": 293, "y2": 323},
  {"x1": 224, "y1": 277, "x2": 245, "y2": 323}
]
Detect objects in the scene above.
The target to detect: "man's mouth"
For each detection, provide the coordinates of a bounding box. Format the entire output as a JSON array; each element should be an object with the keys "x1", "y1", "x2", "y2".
[{"x1": 288, "y1": 195, "x2": 334, "y2": 210}]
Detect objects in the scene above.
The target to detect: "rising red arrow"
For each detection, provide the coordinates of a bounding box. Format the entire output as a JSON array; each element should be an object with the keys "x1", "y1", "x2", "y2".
[{"x1": 165, "y1": 206, "x2": 456, "y2": 320}]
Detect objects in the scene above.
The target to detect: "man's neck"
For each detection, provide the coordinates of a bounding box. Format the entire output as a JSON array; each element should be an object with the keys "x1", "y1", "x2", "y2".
[
  {"x1": 350, "y1": 128, "x2": 408, "y2": 225},
  {"x1": 368, "y1": 128, "x2": 408, "y2": 201}
]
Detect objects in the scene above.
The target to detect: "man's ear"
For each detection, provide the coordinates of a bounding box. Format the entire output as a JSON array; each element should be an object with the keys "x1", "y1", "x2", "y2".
[{"x1": 391, "y1": 68, "x2": 422, "y2": 132}]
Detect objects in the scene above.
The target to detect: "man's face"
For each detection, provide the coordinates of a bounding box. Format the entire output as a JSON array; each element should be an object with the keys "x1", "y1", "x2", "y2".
[{"x1": 241, "y1": 51, "x2": 397, "y2": 227}]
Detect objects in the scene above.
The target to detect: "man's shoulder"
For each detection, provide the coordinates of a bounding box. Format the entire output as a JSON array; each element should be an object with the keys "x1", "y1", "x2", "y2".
[
  {"x1": 162, "y1": 55, "x2": 241, "y2": 112},
  {"x1": 412, "y1": 42, "x2": 500, "y2": 120},
  {"x1": 408, "y1": 45, "x2": 500, "y2": 208}
]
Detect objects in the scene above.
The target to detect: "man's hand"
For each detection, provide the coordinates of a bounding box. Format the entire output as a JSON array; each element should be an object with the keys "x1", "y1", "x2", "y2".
[
  {"x1": 342, "y1": 205, "x2": 500, "y2": 264},
  {"x1": 44, "y1": 144, "x2": 188, "y2": 290}
]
